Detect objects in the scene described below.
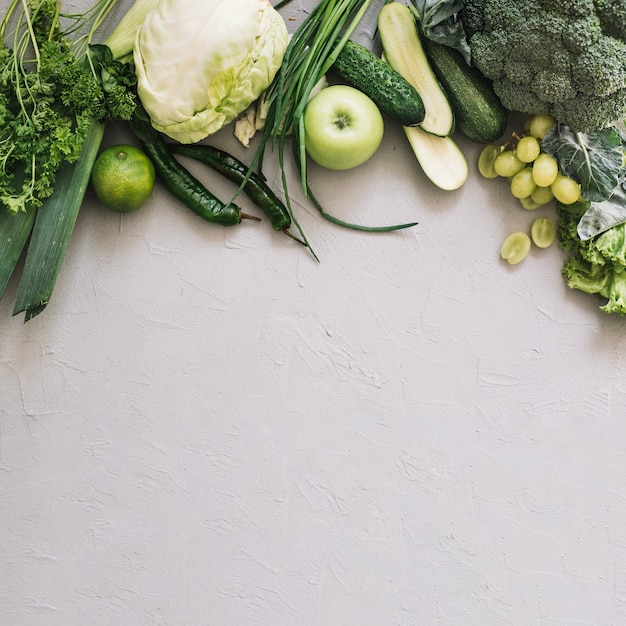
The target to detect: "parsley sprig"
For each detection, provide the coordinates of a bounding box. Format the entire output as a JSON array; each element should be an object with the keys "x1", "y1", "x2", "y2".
[{"x1": 0, "y1": 0, "x2": 136, "y2": 214}]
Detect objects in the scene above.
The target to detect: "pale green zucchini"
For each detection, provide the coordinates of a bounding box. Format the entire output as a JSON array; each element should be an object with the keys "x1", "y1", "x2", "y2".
[
  {"x1": 404, "y1": 126, "x2": 468, "y2": 190},
  {"x1": 419, "y1": 30, "x2": 508, "y2": 143},
  {"x1": 378, "y1": 2, "x2": 454, "y2": 137}
]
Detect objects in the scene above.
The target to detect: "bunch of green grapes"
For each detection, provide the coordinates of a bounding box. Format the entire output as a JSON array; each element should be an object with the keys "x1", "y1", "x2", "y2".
[{"x1": 478, "y1": 114, "x2": 580, "y2": 263}]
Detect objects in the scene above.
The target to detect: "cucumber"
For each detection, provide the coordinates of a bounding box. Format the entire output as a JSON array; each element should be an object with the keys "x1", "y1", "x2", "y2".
[
  {"x1": 420, "y1": 34, "x2": 508, "y2": 143},
  {"x1": 378, "y1": 2, "x2": 454, "y2": 137},
  {"x1": 331, "y1": 40, "x2": 425, "y2": 127}
]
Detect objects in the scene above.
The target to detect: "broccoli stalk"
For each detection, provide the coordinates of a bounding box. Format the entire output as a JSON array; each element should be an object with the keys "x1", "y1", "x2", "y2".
[{"x1": 460, "y1": 0, "x2": 626, "y2": 132}]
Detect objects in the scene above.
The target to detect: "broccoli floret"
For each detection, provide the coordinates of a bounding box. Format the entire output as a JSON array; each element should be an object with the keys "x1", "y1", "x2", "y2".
[
  {"x1": 573, "y1": 36, "x2": 626, "y2": 97},
  {"x1": 502, "y1": 59, "x2": 537, "y2": 88},
  {"x1": 540, "y1": 0, "x2": 595, "y2": 20},
  {"x1": 459, "y1": 0, "x2": 483, "y2": 35},
  {"x1": 467, "y1": 32, "x2": 505, "y2": 77},
  {"x1": 491, "y1": 77, "x2": 550, "y2": 120},
  {"x1": 596, "y1": 0, "x2": 626, "y2": 41},
  {"x1": 480, "y1": 1, "x2": 532, "y2": 33},
  {"x1": 551, "y1": 91, "x2": 626, "y2": 138},
  {"x1": 561, "y1": 16, "x2": 603, "y2": 54},
  {"x1": 533, "y1": 69, "x2": 577, "y2": 105},
  {"x1": 461, "y1": 0, "x2": 626, "y2": 131}
]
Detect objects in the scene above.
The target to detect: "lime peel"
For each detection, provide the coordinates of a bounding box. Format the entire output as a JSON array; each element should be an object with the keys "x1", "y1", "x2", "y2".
[{"x1": 91, "y1": 144, "x2": 156, "y2": 213}]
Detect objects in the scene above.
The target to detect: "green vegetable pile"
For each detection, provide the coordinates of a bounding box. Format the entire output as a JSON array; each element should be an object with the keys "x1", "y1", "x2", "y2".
[
  {"x1": 445, "y1": 0, "x2": 626, "y2": 316},
  {"x1": 548, "y1": 124, "x2": 626, "y2": 316},
  {"x1": 460, "y1": 0, "x2": 626, "y2": 133},
  {"x1": 0, "y1": 0, "x2": 147, "y2": 321},
  {"x1": 0, "y1": 0, "x2": 293, "y2": 321},
  {"x1": 0, "y1": 0, "x2": 136, "y2": 214},
  {"x1": 3, "y1": 0, "x2": 626, "y2": 322}
]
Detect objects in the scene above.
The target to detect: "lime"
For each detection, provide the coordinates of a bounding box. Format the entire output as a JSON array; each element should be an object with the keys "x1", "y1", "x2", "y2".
[{"x1": 91, "y1": 144, "x2": 155, "y2": 213}]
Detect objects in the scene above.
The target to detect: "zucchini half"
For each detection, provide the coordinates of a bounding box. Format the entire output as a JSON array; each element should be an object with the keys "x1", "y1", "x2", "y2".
[
  {"x1": 420, "y1": 33, "x2": 508, "y2": 143},
  {"x1": 404, "y1": 126, "x2": 468, "y2": 191},
  {"x1": 378, "y1": 2, "x2": 454, "y2": 137}
]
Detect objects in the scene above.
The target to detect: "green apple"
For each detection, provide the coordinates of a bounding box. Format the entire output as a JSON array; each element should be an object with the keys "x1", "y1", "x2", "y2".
[{"x1": 303, "y1": 85, "x2": 384, "y2": 170}]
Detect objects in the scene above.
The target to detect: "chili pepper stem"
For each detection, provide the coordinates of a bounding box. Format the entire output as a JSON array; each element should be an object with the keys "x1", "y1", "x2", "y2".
[
  {"x1": 282, "y1": 228, "x2": 308, "y2": 246},
  {"x1": 241, "y1": 213, "x2": 262, "y2": 221}
]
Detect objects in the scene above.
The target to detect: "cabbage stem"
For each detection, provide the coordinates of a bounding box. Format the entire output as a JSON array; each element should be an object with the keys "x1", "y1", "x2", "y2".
[{"x1": 103, "y1": 0, "x2": 160, "y2": 60}]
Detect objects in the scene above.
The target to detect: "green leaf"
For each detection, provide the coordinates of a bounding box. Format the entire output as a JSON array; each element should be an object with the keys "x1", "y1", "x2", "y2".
[
  {"x1": 542, "y1": 123, "x2": 624, "y2": 202},
  {"x1": 578, "y1": 180, "x2": 626, "y2": 240},
  {"x1": 0, "y1": 206, "x2": 37, "y2": 300},
  {"x1": 409, "y1": 0, "x2": 471, "y2": 64}
]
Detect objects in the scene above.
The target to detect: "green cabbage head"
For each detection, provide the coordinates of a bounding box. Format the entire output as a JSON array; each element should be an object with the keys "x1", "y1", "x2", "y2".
[{"x1": 134, "y1": 0, "x2": 288, "y2": 143}]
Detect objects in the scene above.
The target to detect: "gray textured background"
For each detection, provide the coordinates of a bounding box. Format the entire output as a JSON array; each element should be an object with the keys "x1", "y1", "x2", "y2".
[{"x1": 2, "y1": 1, "x2": 626, "y2": 624}]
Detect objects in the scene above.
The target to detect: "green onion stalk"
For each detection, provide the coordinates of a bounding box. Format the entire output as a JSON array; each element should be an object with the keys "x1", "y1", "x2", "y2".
[{"x1": 247, "y1": 0, "x2": 417, "y2": 246}]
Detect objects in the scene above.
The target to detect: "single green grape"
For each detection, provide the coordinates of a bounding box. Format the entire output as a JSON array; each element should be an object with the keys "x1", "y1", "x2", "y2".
[
  {"x1": 510, "y1": 167, "x2": 536, "y2": 199},
  {"x1": 494, "y1": 150, "x2": 525, "y2": 177},
  {"x1": 515, "y1": 135, "x2": 541, "y2": 163},
  {"x1": 530, "y1": 185, "x2": 554, "y2": 206},
  {"x1": 529, "y1": 114, "x2": 557, "y2": 140},
  {"x1": 501, "y1": 231, "x2": 531, "y2": 264},
  {"x1": 551, "y1": 173, "x2": 580, "y2": 204},
  {"x1": 478, "y1": 144, "x2": 501, "y2": 178},
  {"x1": 531, "y1": 217, "x2": 555, "y2": 248},
  {"x1": 532, "y1": 153, "x2": 559, "y2": 187},
  {"x1": 519, "y1": 196, "x2": 542, "y2": 210}
]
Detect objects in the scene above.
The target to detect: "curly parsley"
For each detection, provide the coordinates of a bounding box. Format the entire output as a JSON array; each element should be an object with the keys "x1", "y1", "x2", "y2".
[{"x1": 0, "y1": 0, "x2": 137, "y2": 214}]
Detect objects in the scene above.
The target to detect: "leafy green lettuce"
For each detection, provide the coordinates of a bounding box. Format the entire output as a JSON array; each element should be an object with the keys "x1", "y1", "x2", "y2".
[
  {"x1": 558, "y1": 199, "x2": 626, "y2": 315},
  {"x1": 539, "y1": 123, "x2": 626, "y2": 315}
]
